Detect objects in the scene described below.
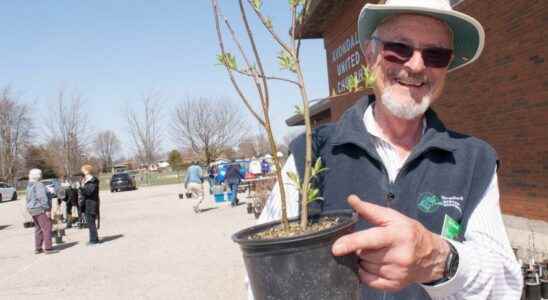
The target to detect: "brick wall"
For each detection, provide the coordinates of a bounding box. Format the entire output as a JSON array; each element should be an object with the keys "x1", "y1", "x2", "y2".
[
  {"x1": 323, "y1": 0, "x2": 371, "y2": 121},
  {"x1": 433, "y1": 0, "x2": 547, "y2": 221}
]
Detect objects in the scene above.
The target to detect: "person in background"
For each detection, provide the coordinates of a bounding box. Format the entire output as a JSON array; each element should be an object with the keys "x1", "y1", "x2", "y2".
[
  {"x1": 225, "y1": 162, "x2": 243, "y2": 207},
  {"x1": 79, "y1": 164, "x2": 100, "y2": 245},
  {"x1": 26, "y1": 169, "x2": 55, "y2": 254},
  {"x1": 249, "y1": 158, "x2": 262, "y2": 177},
  {"x1": 55, "y1": 177, "x2": 67, "y2": 222},
  {"x1": 74, "y1": 174, "x2": 86, "y2": 228},
  {"x1": 260, "y1": 159, "x2": 270, "y2": 175},
  {"x1": 207, "y1": 164, "x2": 217, "y2": 195},
  {"x1": 185, "y1": 161, "x2": 204, "y2": 213},
  {"x1": 64, "y1": 179, "x2": 79, "y2": 228}
]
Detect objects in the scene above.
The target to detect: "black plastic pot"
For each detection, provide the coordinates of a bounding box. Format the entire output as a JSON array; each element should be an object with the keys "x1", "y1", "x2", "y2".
[
  {"x1": 233, "y1": 210, "x2": 360, "y2": 300},
  {"x1": 541, "y1": 279, "x2": 548, "y2": 299},
  {"x1": 54, "y1": 231, "x2": 64, "y2": 244},
  {"x1": 247, "y1": 203, "x2": 253, "y2": 214},
  {"x1": 525, "y1": 279, "x2": 541, "y2": 300}
]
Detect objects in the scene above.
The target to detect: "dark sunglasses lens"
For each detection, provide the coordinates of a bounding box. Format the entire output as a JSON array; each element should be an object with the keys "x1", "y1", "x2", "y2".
[
  {"x1": 423, "y1": 48, "x2": 453, "y2": 68},
  {"x1": 383, "y1": 42, "x2": 413, "y2": 59}
]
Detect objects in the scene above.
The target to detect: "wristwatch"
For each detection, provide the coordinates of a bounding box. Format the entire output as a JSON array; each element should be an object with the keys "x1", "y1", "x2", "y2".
[
  {"x1": 443, "y1": 242, "x2": 459, "y2": 280},
  {"x1": 423, "y1": 241, "x2": 459, "y2": 285}
]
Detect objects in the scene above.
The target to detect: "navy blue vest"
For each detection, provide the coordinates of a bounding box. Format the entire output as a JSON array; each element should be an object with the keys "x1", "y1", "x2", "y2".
[{"x1": 290, "y1": 96, "x2": 497, "y2": 300}]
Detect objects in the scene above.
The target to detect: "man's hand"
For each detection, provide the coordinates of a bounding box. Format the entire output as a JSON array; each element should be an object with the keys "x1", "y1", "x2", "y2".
[{"x1": 332, "y1": 195, "x2": 450, "y2": 292}]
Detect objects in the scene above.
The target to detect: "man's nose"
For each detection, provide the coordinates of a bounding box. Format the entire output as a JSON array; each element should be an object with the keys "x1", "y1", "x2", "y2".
[{"x1": 404, "y1": 50, "x2": 426, "y2": 73}]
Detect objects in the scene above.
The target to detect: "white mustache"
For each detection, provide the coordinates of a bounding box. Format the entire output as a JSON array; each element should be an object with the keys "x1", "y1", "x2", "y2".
[{"x1": 387, "y1": 69, "x2": 429, "y2": 85}]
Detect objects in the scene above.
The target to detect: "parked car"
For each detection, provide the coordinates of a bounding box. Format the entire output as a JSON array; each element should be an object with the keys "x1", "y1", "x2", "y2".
[
  {"x1": 40, "y1": 179, "x2": 61, "y2": 198},
  {"x1": 110, "y1": 172, "x2": 137, "y2": 192},
  {"x1": 0, "y1": 182, "x2": 17, "y2": 202}
]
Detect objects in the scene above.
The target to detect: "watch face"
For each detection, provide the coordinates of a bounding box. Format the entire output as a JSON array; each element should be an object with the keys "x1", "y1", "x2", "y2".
[{"x1": 447, "y1": 244, "x2": 459, "y2": 278}]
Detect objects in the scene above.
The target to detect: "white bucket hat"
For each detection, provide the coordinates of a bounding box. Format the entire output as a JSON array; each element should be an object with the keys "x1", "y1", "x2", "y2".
[{"x1": 358, "y1": 0, "x2": 485, "y2": 71}]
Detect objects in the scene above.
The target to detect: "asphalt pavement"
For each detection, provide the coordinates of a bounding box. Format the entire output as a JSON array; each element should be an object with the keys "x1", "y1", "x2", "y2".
[{"x1": 0, "y1": 184, "x2": 256, "y2": 300}]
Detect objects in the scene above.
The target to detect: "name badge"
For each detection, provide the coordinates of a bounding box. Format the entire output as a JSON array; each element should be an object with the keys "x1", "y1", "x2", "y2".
[{"x1": 441, "y1": 214, "x2": 461, "y2": 240}]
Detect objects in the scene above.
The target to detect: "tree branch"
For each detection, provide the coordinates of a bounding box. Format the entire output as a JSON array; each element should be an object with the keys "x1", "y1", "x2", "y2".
[
  {"x1": 246, "y1": 0, "x2": 292, "y2": 54},
  {"x1": 233, "y1": 68, "x2": 302, "y2": 87},
  {"x1": 212, "y1": 0, "x2": 266, "y2": 127},
  {"x1": 223, "y1": 16, "x2": 266, "y2": 108},
  {"x1": 238, "y1": 0, "x2": 271, "y2": 109}
]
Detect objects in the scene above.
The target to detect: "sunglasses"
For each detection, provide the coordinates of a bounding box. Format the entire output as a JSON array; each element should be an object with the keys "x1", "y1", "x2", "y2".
[{"x1": 371, "y1": 37, "x2": 453, "y2": 68}]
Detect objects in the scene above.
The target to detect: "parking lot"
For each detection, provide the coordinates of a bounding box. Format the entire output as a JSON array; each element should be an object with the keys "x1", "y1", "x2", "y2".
[{"x1": 0, "y1": 184, "x2": 256, "y2": 300}]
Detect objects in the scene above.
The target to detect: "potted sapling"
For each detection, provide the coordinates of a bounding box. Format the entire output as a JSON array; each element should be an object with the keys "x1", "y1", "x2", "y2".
[{"x1": 211, "y1": 1, "x2": 376, "y2": 299}]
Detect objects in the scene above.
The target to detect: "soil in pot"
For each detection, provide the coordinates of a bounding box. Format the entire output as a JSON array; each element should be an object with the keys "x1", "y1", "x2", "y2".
[{"x1": 233, "y1": 210, "x2": 360, "y2": 300}]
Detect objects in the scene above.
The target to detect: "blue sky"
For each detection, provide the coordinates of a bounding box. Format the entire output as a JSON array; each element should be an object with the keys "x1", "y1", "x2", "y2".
[{"x1": 0, "y1": 1, "x2": 328, "y2": 158}]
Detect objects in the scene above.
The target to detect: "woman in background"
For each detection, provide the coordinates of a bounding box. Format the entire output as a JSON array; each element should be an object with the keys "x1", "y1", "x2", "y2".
[
  {"x1": 26, "y1": 169, "x2": 55, "y2": 254},
  {"x1": 79, "y1": 164, "x2": 100, "y2": 245}
]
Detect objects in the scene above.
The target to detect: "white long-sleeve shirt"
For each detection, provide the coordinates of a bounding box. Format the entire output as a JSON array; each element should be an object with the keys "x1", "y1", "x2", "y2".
[{"x1": 254, "y1": 105, "x2": 523, "y2": 299}]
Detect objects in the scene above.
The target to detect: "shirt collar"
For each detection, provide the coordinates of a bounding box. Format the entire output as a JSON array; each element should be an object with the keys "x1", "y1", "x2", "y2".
[
  {"x1": 331, "y1": 95, "x2": 457, "y2": 156},
  {"x1": 363, "y1": 101, "x2": 427, "y2": 144}
]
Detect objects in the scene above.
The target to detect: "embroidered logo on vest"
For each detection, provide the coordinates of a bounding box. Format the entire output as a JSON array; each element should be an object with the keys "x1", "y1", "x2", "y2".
[
  {"x1": 417, "y1": 193, "x2": 442, "y2": 213},
  {"x1": 418, "y1": 193, "x2": 464, "y2": 214}
]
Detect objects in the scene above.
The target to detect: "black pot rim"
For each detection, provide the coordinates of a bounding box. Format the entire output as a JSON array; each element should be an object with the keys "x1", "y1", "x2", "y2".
[{"x1": 232, "y1": 209, "x2": 358, "y2": 247}]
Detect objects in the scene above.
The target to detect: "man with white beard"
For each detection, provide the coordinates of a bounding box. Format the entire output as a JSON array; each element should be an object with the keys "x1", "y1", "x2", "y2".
[{"x1": 257, "y1": 1, "x2": 523, "y2": 299}]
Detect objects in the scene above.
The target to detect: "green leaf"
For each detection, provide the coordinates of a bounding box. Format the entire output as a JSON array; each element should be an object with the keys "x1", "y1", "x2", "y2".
[
  {"x1": 286, "y1": 171, "x2": 300, "y2": 188},
  {"x1": 277, "y1": 50, "x2": 297, "y2": 73},
  {"x1": 361, "y1": 65, "x2": 376, "y2": 89},
  {"x1": 345, "y1": 74, "x2": 359, "y2": 92},
  {"x1": 264, "y1": 16, "x2": 273, "y2": 29},
  {"x1": 314, "y1": 157, "x2": 322, "y2": 172},
  {"x1": 294, "y1": 104, "x2": 303, "y2": 116},
  {"x1": 216, "y1": 53, "x2": 238, "y2": 70},
  {"x1": 310, "y1": 157, "x2": 328, "y2": 178},
  {"x1": 307, "y1": 187, "x2": 322, "y2": 203},
  {"x1": 251, "y1": 0, "x2": 262, "y2": 10}
]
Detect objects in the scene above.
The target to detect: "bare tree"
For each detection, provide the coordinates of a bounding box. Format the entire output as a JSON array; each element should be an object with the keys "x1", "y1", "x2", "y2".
[
  {"x1": 171, "y1": 97, "x2": 244, "y2": 164},
  {"x1": 126, "y1": 94, "x2": 162, "y2": 166},
  {"x1": 24, "y1": 145, "x2": 58, "y2": 179},
  {"x1": 238, "y1": 130, "x2": 270, "y2": 158},
  {"x1": 94, "y1": 130, "x2": 121, "y2": 173},
  {"x1": 0, "y1": 87, "x2": 32, "y2": 183},
  {"x1": 46, "y1": 89, "x2": 92, "y2": 177}
]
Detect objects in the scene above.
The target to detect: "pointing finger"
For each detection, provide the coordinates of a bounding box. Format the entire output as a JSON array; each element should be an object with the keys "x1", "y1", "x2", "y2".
[
  {"x1": 332, "y1": 226, "x2": 391, "y2": 256},
  {"x1": 347, "y1": 195, "x2": 402, "y2": 226}
]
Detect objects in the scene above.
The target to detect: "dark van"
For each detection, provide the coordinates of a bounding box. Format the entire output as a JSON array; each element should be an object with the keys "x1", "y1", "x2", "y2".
[{"x1": 110, "y1": 173, "x2": 137, "y2": 192}]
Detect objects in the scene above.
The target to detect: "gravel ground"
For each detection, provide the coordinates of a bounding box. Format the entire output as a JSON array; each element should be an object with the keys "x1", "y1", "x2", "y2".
[{"x1": 0, "y1": 184, "x2": 256, "y2": 300}]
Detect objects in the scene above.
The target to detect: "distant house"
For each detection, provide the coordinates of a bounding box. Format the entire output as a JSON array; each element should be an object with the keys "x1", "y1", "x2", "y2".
[
  {"x1": 157, "y1": 160, "x2": 170, "y2": 169},
  {"x1": 112, "y1": 163, "x2": 129, "y2": 174}
]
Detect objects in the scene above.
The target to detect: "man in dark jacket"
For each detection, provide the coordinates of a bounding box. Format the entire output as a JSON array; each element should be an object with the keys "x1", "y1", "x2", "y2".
[
  {"x1": 225, "y1": 163, "x2": 243, "y2": 206},
  {"x1": 79, "y1": 164, "x2": 100, "y2": 245},
  {"x1": 258, "y1": 1, "x2": 522, "y2": 299}
]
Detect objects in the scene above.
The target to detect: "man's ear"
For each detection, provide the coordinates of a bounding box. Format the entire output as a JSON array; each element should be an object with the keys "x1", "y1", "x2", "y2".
[{"x1": 361, "y1": 42, "x2": 375, "y2": 67}]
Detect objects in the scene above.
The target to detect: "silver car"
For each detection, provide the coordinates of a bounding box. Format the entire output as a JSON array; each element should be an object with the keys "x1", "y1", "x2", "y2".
[{"x1": 0, "y1": 182, "x2": 17, "y2": 202}]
